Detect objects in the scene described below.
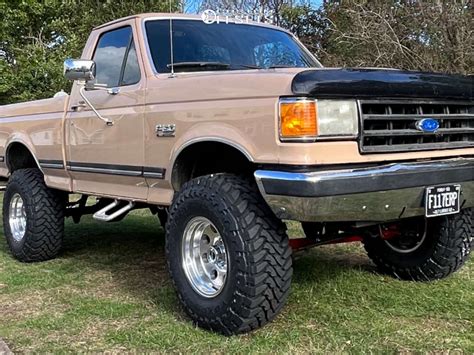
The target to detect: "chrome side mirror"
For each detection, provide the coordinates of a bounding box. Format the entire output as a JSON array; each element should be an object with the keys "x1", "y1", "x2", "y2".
[{"x1": 64, "y1": 59, "x2": 96, "y2": 81}]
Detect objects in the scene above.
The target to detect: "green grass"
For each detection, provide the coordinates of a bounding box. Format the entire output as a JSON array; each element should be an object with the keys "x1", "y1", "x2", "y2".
[{"x1": 0, "y1": 207, "x2": 472, "y2": 353}]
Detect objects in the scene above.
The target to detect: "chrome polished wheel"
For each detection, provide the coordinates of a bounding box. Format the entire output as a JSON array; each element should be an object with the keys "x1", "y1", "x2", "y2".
[
  {"x1": 9, "y1": 193, "x2": 27, "y2": 242},
  {"x1": 182, "y1": 217, "x2": 228, "y2": 298}
]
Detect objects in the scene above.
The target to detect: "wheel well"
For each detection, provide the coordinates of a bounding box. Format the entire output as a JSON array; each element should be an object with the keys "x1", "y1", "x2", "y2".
[
  {"x1": 6, "y1": 143, "x2": 39, "y2": 173},
  {"x1": 172, "y1": 142, "x2": 254, "y2": 190}
]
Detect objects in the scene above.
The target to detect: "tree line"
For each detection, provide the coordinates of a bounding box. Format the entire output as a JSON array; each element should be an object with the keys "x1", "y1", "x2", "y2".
[{"x1": 1, "y1": 0, "x2": 472, "y2": 105}]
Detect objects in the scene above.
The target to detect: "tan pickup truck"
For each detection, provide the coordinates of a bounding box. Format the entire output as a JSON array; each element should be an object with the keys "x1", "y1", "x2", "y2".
[{"x1": 0, "y1": 13, "x2": 473, "y2": 335}]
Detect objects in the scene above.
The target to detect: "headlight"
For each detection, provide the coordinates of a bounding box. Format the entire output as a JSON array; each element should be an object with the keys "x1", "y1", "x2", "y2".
[{"x1": 279, "y1": 98, "x2": 358, "y2": 141}]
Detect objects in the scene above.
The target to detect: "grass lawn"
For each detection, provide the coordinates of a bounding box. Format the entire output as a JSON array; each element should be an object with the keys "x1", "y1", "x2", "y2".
[{"x1": 0, "y1": 206, "x2": 472, "y2": 353}]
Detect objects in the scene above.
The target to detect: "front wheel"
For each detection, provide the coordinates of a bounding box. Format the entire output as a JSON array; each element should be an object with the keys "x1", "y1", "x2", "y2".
[
  {"x1": 364, "y1": 209, "x2": 473, "y2": 281},
  {"x1": 166, "y1": 174, "x2": 292, "y2": 335}
]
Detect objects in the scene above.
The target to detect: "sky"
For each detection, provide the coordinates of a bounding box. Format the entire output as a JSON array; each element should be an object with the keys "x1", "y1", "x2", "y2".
[{"x1": 310, "y1": 0, "x2": 323, "y2": 7}]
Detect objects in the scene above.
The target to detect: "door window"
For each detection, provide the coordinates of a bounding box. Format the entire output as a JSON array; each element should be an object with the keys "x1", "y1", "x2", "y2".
[{"x1": 93, "y1": 26, "x2": 141, "y2": 87}]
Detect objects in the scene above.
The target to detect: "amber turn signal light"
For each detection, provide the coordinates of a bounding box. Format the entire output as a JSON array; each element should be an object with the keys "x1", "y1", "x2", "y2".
[{"x1": 280, "y1": 99, "x2": 317, "y2": 139}]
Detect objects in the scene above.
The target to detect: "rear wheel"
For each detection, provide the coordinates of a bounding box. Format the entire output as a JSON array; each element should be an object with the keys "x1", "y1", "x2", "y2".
[
  {"x1": 166, "y1": 174, "x2": 292, "y2": 335},
  {"x1": 364, "y1": 209, "x2": 473, "y2": 281},
  {"x1": 3, "y1": 168, "x2": 65, "y2": 262}
]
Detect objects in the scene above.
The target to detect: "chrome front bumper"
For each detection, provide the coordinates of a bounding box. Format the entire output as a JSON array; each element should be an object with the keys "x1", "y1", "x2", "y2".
[{"x1": 254, "y1": 158, "x2": 474, "y2": 222}]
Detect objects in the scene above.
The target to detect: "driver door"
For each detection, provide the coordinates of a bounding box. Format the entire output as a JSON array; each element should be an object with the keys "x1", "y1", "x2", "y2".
[{"x1": 66, "y1": 22, "x2": 147, "y2": 200}]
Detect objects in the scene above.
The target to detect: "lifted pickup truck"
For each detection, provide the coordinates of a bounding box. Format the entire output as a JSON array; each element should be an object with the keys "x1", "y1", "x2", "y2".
[{"x1": 0, "y1": 13, "x2": 473, "y2": 335}]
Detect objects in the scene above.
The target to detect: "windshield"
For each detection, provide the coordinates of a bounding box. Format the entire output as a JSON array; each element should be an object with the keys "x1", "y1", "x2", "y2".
[{"x1": 145, "y1": 19, "x2": 320, "y2": 73}]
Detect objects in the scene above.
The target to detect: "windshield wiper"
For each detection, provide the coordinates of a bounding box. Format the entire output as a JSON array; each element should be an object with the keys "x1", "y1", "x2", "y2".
[
  {"x1": 166, "y1": 62, "x2": 293, "y2": 71},
  {"x1": 233, "y1": 64, "x2": 295, "y2": 69},
  {"x1": 167, "y1": 61, "x2": 230, "y2": 69},
  {"x1": 232, "y1": 64, "x2": 263, "y2": 69},
  {"x1": 267, "y1": 65, "x2": 295, "y2": 69}
]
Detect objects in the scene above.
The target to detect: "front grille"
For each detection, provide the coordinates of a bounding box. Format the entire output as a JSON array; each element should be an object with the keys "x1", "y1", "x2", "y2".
[{"x1": 359, "y1": 100, "x2": 474, "y2": 153}]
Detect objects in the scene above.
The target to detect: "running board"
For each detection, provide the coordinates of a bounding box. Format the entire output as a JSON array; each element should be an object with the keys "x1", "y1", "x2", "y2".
[{"x1": 93, "y1": 200, "x2": 135, "y2": 222}]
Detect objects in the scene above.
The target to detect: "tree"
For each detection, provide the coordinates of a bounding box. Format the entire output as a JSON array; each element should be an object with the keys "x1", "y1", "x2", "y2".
[
  {"x1": 321, "y1": 0, "x2": 473, "y2": 74},
  {"x1": 0, "y1": 0, "x2": 177, "y2": 105},
  {"x1": 279, "y1": 4, "x2": 328, "y2": 56}
]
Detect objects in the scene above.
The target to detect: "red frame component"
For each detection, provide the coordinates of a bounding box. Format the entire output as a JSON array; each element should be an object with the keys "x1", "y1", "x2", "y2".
[
  {"x1": 379, "y1": 224, "x2": 401, "y2": 240},
  {"x1": 289, "y1": 235, "x2": 363, "y2": 251}
]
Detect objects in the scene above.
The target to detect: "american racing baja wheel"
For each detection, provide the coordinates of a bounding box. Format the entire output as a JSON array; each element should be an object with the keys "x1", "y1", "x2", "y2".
[{"x1": 166, "y1": 174, "x2": 293, "y2": 335}]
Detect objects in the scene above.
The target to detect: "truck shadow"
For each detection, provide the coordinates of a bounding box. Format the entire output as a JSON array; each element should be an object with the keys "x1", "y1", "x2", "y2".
[{"x1": 62, "y1": 215, "x2": 168, "y2": 285}]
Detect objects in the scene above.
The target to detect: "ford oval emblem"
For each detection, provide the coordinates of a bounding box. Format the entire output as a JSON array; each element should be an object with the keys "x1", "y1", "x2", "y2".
[{"x1": 415, "y1": 118, "x2": 440, "y2": 133}]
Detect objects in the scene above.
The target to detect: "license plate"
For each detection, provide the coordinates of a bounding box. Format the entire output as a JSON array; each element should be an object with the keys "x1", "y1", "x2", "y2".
[{"x1": 425, "y1": 184, "x2": 461, "y2": 218}]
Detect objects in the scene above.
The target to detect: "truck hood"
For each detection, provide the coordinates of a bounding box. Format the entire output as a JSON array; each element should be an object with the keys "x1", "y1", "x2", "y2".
[
  {"x1": 150, "y1": 68, "x2": 305, "y2": 102},
  {"x1": 292, "y1": 68, "x2": 473, "y2": 100}
]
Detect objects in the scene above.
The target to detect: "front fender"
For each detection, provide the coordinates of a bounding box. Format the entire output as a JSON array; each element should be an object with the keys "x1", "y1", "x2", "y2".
[{"x1": 169, "y1": 122, "x2": 257, "y2": 171}]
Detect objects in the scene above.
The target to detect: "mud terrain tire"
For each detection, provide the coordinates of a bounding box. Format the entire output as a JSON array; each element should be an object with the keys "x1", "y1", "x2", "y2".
[
  {"x1": 364, "y1": 209, "x2": 473, "y2": 281},
  {"x1": 3, "y1": 168, "x2": 65, "y2": 262},
  {"x1": 166, "y1": 174, "x2": 292, "y2": 335}
]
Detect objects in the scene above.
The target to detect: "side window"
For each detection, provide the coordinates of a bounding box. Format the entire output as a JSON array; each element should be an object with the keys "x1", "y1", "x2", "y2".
[{"x1": 93, "y1": 26, "x2": 141, "y2": 87}]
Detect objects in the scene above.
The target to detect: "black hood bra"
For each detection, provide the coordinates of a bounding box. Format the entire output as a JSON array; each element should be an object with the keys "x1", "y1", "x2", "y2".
[{"x1": 291, "y1": 68, "x2": 473, "y2": 100}]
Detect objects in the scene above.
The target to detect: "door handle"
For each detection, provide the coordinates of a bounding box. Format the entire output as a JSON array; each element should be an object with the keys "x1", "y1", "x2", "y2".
[{"x1": 71, "y1": 102, "x2": 86, "y2": 111}]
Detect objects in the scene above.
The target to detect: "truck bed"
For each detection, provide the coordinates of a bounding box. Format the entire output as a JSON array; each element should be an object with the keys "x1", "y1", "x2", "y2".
[{"x1": 0, "y1": 95, "x2": 69, "y2": 119}]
